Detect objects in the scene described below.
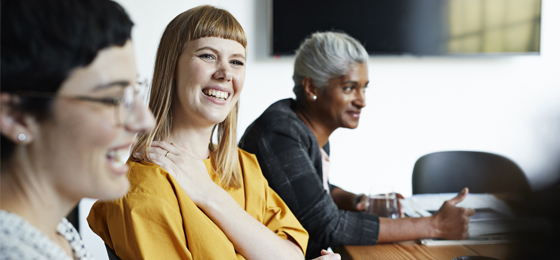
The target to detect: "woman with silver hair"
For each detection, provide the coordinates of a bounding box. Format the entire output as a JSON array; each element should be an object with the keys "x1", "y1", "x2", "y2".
[{"x1": 240, "y1": 31, "x2": 474, "y2": 258}]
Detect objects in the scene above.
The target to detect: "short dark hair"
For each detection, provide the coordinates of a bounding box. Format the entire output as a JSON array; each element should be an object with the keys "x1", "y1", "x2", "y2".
[{"x1": 1, "y1": 0, "x2": 134, "y2": 160}]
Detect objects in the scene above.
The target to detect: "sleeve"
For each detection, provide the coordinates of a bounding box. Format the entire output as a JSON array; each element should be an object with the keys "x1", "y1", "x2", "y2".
[
  {"x1": 261, "y1": 178, "x2": 309, "y2": 255},
  {"x1": 251, "y1": 125, "x2": 380, "y2": 256},
  {"x1": 240, "y1": 151, "x2": 309, "y2": 255},
  {"x1": 87, "y1": 193, "x2": 192, "y2": 260}
]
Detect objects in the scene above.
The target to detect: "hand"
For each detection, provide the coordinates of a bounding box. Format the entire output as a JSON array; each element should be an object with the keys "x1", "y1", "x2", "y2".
[
  {"x1": 146, "y1": 141, "x2": 217, "y2": 205},
  {"x1": 430, "y1": 187, "x2": 475, "y2": 239},
  {"x1": 355, "y1": 194, "x2": 368, "y2": 211},
  {"x1": 310, "y1": 249, "x2": 341, "y2": 260},
  {"x1": 356, "y1": 193, "x2": 405, "y2": 218}
]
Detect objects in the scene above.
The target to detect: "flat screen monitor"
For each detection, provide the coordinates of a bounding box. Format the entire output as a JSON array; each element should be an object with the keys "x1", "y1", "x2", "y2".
[{"x1": 272, "y1": 0, "x2": 541, "y2": 56}]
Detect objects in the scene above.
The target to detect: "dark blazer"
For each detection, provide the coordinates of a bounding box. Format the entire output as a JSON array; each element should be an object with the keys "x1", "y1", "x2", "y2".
[{"x1": 239, "y1": 99, "x2": 379, "y2": 259}]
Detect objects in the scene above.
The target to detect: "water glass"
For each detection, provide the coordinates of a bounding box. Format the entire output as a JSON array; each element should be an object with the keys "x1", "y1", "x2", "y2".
[{"x1": 366, "y1": 187, "x2": 399, "y2": 219}]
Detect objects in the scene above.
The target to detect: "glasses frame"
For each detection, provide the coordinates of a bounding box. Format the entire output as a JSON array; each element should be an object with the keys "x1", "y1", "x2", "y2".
[{"x1": 16, "y1": 82, "x2": 145, "y2": 126}]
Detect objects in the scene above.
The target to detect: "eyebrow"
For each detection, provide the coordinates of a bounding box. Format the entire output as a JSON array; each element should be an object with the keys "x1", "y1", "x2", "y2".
[
  {"x1": 342, "y1": 80, "x2": 370, "y2": 87},
  {"x1": 93, "y1": 80, "x2": 130, "y2": 91},
  {"x1": 195, "y1": 46, "x2": 246, "y2": 60},
  {"x1": 342, "y1": 80, "x2": 360, "y2": 85}
]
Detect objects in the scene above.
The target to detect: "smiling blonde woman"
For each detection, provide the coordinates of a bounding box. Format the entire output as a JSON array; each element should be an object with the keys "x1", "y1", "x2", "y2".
[{"x1": 87, "y1": 5, "x2": 340, "y2": 260}]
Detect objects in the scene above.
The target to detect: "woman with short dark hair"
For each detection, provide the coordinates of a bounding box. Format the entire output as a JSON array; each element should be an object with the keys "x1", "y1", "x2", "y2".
[{"x1": 0, "y1": 0, "x2": 154, "y2": 259}]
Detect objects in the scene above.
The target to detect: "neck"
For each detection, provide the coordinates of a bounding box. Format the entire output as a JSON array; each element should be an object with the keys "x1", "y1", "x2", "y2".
[
  {"x1": 168, "y1": 119, "x2": 214, "y2": 160},
  {"x1": 0, "y1": 154, "x2": 75, "y2": 243},
  {"x1": 294, "y1": 104, "x2": 336, "y2": 148}
]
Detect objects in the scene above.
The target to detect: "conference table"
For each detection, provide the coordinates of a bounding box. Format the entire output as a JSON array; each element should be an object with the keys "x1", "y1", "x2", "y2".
[
  {"x1": 336, "y1": 241, "x2": 510, "y2": 260},
  {"x1": 333, "y1": 193, "x2": 515, "y2": 259}
]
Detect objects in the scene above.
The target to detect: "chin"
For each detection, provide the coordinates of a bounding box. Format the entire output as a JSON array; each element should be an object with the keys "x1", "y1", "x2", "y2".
[
  {"x1": 203, "y1": 113, "x2": 229, "y2": 125},
  {"x1": 343, "y1": 122, "x2": 360, "y2": 129},
  {"x1": 96, "y1": 177, "x2": 131, "y2": 201}
]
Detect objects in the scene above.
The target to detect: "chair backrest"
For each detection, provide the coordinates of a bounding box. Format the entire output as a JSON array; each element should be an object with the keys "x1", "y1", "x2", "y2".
[
  {"x1": 105, "y1": 243, "x2": 122, "y2": 260},
  {"x1": 412, "y1": 151, "x2": 530, "y2": 194}
]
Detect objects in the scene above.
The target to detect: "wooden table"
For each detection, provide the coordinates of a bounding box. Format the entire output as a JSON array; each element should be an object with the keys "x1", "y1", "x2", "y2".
[{"x1": 336, "y1": 241, "x2": 510, "y2": 260}]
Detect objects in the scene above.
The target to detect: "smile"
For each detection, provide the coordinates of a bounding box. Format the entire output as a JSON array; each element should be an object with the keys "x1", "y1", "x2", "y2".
[
  {"x1": 203, "y1": 89, "x2": 229, "y2": 101},
  {"x1": 106, "y1": 145, "x2": 131, "y2": 175},
  {"x1": 348, "y1": 111, "x2": 361, "y2": 118}
]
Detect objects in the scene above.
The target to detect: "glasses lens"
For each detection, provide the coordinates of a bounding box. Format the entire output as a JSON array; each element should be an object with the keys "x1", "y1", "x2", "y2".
[{"x1": 118, "y1": 85, "x2": 135, "y2": 125}]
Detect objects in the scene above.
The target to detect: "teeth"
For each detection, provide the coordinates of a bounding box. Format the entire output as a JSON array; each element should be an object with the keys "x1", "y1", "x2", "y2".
[
  {"x1": 204, "y1": 89, "x2": 228, "y2": 100},
  {"x1": 107, "y1": 148, "x2": 130, "y2": 168}
]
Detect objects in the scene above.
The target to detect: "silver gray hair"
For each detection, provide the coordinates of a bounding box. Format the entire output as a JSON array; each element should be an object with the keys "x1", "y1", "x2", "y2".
[{"x1": 293, "y1": 31, "x2": 368, "y2": 101}]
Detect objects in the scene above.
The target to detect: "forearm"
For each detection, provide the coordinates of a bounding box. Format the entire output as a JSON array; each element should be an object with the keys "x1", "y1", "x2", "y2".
[
  {"x1": 330, "y1": 187, "x2": 357, "y2": 211},
  {"x1": 201, "y1": 187, "x2": 304, "y2": 260},
  {"x1": 377, "y1": 217, "x2": 437, "y2": 243}
]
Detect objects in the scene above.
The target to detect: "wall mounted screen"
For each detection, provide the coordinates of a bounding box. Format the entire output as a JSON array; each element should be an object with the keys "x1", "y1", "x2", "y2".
[{"x1": 272, "y1": 0, "x2": 541, "y2": 56}]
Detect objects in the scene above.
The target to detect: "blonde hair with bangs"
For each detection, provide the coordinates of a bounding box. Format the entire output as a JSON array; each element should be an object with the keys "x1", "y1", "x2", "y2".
[{"x1": 132, "y1": 5, "x2": 246, "y2": 189}]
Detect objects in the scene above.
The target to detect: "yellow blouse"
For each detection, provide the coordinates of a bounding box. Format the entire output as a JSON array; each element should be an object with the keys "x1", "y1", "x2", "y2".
[{"x1": 88, "y1": 149, "x2": 308, "y2": 260}]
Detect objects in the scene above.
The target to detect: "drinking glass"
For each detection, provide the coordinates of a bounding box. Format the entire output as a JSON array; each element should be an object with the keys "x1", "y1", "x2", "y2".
[{"x1": 366, "y1": 186, "x2": 399, "y2": 219}]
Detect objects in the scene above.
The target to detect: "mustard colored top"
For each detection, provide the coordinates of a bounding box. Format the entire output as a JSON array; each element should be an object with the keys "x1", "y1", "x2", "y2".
[{"x1": 87, "y1": 148, "x2": 308, "y2": 260}]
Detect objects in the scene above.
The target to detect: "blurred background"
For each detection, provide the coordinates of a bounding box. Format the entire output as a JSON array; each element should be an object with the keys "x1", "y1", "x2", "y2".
[{"x1": 80, "y1": 0, "x2": 560, "y2": 259}]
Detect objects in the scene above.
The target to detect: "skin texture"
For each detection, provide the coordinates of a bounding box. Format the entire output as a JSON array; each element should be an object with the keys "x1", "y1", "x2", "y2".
[
  {"x1": 0, "y1": 41, "x2": 155, "y2": 257},
  {"x1": 146, "y1": 37, "x2": 325, "y2": 260},
  {"x1": 295, "y1": 63, "x2": 475, "y2": 243}
]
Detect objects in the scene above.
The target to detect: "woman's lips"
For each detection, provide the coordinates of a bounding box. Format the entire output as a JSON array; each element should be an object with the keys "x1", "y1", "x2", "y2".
[
  {"x1": 202, "y1": 86, "x2": 232, "y2": 102},
  {"x1": 203, "y1": 89, "x2": 229, "y2": 100},
  {"x1": 348, "y1": 111, "x2": 361, "y2": 118},
  {"x1": 106, "y1": 144, "x2": 132, "y2": 176},
  {"x1": 201, "y1": 87, "x2": 233, "y2": 105}
]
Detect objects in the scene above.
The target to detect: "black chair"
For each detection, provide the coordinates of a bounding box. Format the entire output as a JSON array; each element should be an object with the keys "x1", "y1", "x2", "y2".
[
  {"x1": 412, "y1": 151, "x2": 530, "y2": 195},
  {"x1": 105, "y1": 244, "x2": 122, "y2": 260}
]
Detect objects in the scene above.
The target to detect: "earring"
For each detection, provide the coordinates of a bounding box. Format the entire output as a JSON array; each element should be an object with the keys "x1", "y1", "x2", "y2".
[
  {"x1": 18, "y1": 133, "x2": 26, "y2": 141},
  {"x1": 312, "y1": 95, "x2": 317, "y2": 101}
]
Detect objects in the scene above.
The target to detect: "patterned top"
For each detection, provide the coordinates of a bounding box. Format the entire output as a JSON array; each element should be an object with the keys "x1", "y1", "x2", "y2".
[
  {"x1": 239, "y1": 99, "x2": 380, "y2": 259},
  {"x1": 0, "y1": 210, "x2": 93, "y2": 260}
]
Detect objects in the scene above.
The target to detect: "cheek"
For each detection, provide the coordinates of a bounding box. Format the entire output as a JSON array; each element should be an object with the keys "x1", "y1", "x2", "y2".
[
  {"x1": 56, "y1": 104, "x2": 119, "y2": 154},
  {"x1": 233, "y1": 71, "x2": 245, "y2": 92}
]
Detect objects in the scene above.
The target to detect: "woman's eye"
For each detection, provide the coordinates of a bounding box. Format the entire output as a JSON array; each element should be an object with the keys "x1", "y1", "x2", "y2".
[
  {"x1": 343, "y1": 86, "x2": 354, "y2": 92},
  {"x1": 231, "y1": 60, "x2": 244, "y2": 66},
  {"x1": 198, "y1": 53, "x2": 215, "y2": 59}
]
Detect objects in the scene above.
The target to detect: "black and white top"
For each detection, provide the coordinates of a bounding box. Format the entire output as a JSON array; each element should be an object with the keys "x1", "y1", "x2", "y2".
[{"x1": 0, "y1": 210, "x2": 94, "y2": 260}]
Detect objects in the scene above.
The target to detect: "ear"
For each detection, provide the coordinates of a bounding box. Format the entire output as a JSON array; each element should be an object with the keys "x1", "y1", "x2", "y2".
[
  {"x1": 0, "y1": 93, "x2": 35, "y2": 145},
  {"x1": 301, "y1": 77, "x2": 320, "y2": 101}
]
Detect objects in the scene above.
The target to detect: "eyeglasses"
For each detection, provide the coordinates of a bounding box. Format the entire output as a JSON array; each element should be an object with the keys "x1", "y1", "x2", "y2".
[{"x1": 16, "y1": 80, "x2": 148, "y2": 126}]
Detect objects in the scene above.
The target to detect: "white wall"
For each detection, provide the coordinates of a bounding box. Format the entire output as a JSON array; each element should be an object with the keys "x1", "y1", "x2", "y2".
[{"x1": 81, "y1": 0, "x2": 560, "y2": 259}]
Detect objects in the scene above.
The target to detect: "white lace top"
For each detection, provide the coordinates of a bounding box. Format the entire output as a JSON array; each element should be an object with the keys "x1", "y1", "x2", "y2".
[{"x1": 0, "y1": 210, "x2": 93, "y2": 260}]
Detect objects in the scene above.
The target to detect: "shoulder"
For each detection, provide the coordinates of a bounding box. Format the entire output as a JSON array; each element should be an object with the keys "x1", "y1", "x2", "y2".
[
  {"x1": 0, "y1": 211, "x2": 75, "y2": 260},
  {"x1": 241, "y1": 99, "x2": 312, "y2": 146},
  {"x1": 126, "y1": 160, "x2": 175, "y2": 196},
  {"x1": 90, "y1": 160, "x2": 181, "y2": 216},
  {"x1": 236, "y1": 148, "x2": 261, "y2": 173},
  {"x1": 248, "y1": 99, "x2": 305, "y2": 131},
  {"x1": 236, "y1": 148, "x2": 267, "y2": 184}
]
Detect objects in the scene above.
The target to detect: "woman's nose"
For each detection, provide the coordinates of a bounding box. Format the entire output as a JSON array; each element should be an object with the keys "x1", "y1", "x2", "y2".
[
  {"x1": 124, "y1": 96, "x2": 155, "y2": 135},
  {"x1": 213, "y1": 61, "x2": 232, "y2": 82},
  {"x1": 354, "y1": 89, "x2": 366, "y2": 108}
]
